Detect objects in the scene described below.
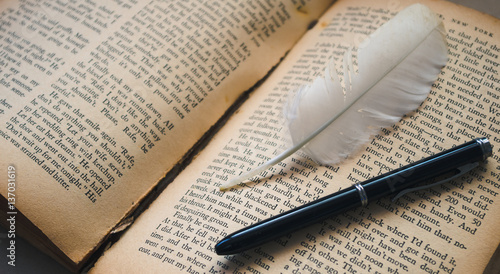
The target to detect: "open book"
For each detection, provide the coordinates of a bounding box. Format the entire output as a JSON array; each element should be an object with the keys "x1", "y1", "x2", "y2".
[{"x1": 1, "y1": 0, "x2": 499, "y2": 272}]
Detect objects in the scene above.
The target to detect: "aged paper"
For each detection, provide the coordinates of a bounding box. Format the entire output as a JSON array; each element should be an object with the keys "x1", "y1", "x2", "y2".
[
  {"x1": 0, "y1": 0, "x2": 332, "y2": 265},
  {"x1": 92, "y1": 0, "x2": 500, "y2": 273}
]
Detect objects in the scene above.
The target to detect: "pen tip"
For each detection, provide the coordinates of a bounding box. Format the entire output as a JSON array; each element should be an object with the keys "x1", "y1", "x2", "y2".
[
  {"x1": 215, "y1": 237, "x2": 240, "y2": 255},
  {"x1": 214, "y1": 241, "x2": 230, "y2": 255}
]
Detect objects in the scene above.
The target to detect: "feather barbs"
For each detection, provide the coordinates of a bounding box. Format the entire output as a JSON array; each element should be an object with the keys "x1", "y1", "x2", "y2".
[{"x1": 285, "y1": 4, "x2": 447, "y2": 165}]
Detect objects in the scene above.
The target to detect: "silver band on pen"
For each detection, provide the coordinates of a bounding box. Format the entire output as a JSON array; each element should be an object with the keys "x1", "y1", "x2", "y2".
[{"x1": 354, "y1": 183, "x2": 368, "y2": 206}]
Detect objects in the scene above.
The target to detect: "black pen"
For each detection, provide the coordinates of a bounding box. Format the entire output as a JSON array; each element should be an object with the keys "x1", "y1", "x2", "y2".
[{"x1": 215, "y1": 138, "x2": 493, "y2": 255}]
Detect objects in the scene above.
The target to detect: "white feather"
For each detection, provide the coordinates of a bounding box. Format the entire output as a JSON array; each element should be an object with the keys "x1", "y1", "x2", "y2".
[{"x1": 220, "y1": 4, "x2": 447, "y2": 190}]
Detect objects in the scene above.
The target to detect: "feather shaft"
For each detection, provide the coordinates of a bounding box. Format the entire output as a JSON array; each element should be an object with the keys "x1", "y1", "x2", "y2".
[{"x1": 221, "y1": 79, "x2": 376, "y2": 190}]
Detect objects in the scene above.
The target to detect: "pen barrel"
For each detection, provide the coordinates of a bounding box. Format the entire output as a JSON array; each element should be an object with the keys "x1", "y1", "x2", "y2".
[
  {"x1": 362, "y1": 137, "x2": 492, "y2": 200},
  {"x1": 216, "y1": 186, "x2": 362, "y2": 254}
]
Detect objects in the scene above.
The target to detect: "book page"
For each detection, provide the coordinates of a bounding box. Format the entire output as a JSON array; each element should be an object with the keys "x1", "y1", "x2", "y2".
[
  {"x1": 0, "y1": 0, "x2": 333, "y2": 266},
  {"x1": 92, "y1": 0, "x2": 499, "y2": 273}
]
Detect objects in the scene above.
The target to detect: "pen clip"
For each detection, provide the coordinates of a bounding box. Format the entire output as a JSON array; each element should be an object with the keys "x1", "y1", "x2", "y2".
[{"x1": 391, "y1": 162, "x2": 479, "y2": 202}]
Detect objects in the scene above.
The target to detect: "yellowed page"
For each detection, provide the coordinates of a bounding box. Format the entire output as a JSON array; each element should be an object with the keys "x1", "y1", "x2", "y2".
[
  {"x1": 92, "y1": 0, "x2": 499, "y2": 273},
  {"x1": 0, "y1": 0, "x2": 333, "y2": 267}
]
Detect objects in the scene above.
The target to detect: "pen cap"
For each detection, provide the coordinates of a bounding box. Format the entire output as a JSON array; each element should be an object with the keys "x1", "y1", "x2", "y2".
[
  {"x1": 477, "y1": 137, "x2": 493, "y2": 160},
  {"x1": 363, "y1": 137, "x2": 492, "y2": 199}
]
